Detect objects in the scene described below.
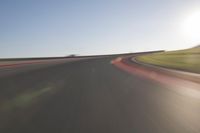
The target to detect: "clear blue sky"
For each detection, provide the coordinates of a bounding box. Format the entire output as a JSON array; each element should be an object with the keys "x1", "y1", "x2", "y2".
[{"x1": 0, "y1": 0, "x2": 200, "y2": 58}]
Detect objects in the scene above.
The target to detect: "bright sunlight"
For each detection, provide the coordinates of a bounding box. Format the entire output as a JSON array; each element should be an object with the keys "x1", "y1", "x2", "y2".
[{"x1": 183, "y1": 11, "x2": 200, "y2": 44}]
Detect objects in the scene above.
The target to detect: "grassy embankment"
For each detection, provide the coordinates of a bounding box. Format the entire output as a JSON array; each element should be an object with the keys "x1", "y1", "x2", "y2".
[{"x1": 137, "y1": 46, "x2": 200, "y2": 74}]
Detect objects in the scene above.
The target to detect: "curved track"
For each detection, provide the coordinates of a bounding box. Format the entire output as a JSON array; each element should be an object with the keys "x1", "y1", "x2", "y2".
[{"x1": 0, "y1": 55, "x2": 199, "y2": 133}]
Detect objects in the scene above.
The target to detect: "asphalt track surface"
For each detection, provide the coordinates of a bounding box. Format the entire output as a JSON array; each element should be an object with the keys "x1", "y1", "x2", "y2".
[{"x1": 0, "y1": 55, "x2": 199, "y2": 133}]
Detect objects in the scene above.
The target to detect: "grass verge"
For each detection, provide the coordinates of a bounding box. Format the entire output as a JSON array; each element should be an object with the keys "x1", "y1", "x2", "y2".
[{"x1": 137, "y1": 47, "x2": 200, "y2": 74}]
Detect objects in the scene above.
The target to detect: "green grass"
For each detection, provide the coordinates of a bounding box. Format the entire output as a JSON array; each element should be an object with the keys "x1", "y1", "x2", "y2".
[{"x1": 137, "y1": 47, "x2": 200, "y2": 74}]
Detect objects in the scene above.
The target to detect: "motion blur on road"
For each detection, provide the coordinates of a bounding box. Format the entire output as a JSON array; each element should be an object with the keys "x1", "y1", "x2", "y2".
[
  {"x1": 0, "y1": 53, "x2": 199, "y2": 133},
  {"x1": 1, "y1": 0, "x2": 200, "y2": 133}
]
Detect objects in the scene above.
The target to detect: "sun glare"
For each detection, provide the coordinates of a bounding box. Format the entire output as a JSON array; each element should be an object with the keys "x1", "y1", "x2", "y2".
[{"x1": 182, "y1": 11, "x2": 200, "y2": 44}]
